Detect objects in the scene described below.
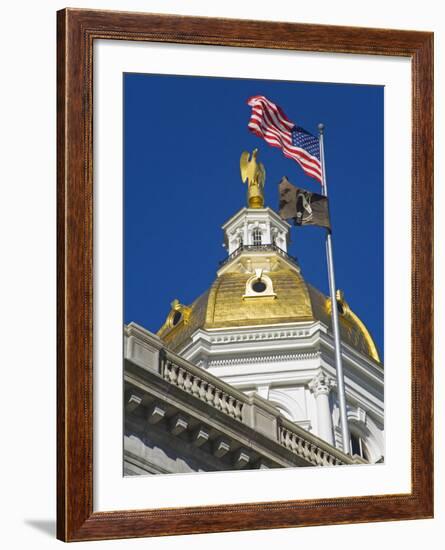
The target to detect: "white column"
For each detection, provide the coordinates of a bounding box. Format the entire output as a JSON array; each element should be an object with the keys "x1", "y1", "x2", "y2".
[
  {"x1": 265, "y1": 220, "x2": 272, "y2": 245},
  {"x1": 309, "y1": 371, "x2": 335, "y2": 445},
  {"x1": 244, "y1": 222, "x2": 249, "y2": 245}
]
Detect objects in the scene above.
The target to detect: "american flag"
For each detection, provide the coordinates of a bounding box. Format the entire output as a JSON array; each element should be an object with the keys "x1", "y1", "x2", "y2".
[{"x1": 247, "y1": 95, "x2": 322, "y2": 183}]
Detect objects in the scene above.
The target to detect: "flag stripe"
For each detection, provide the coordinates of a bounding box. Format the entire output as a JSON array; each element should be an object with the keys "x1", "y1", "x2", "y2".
[
  {"x1": 247, "y1": 95, "x2": 322, "y2": 182},
  {"x1": 254, "y1": 101, "x2": 293, "y2": 134},
  {"x1": 251, "y1": 96, "x2": 295, "y2": 131},
  {"x1": 257, "y1": 108, "x2": 294, "y2": 144},
  {"x1": 252, "y1": 103, "x2": 293, "y2": 141}
]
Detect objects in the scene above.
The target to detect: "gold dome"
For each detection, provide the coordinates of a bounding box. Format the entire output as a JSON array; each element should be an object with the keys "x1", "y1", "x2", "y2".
[{"x1": 157, "y1": 266, "x2": 380, "y2": 363}]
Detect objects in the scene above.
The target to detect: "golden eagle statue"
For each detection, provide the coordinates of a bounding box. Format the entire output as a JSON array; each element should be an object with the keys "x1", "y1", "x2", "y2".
[{"x1": 240, "y1": 148, "x2": 266, "y2": 208}]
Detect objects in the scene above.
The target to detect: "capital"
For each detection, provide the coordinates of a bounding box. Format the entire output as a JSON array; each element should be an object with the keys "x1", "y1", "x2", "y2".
[{"x1": 309, "y1": 371, "x2": 335, "y2": 397}]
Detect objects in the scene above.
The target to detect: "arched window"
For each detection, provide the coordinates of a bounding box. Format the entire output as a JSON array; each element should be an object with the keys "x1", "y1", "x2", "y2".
[{"x1": 252, "y1": 228, "x2": 262, "y2": 246}]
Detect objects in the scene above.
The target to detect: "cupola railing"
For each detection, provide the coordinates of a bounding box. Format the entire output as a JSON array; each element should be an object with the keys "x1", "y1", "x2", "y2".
[{"x1": 219, "y1": 243, "x2": 299, "y2": 268}]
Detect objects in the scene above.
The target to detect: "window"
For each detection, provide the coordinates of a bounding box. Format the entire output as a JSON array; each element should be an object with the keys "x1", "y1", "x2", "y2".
[
  {"x1": 252, "y1": 228, "x2": 262, "y2": 246},
  {"x1": 243, "y1": 272, "x2": 276, "y2": 300},
  {"x1": 350, "y1": 433, "x2": 367, "y2": 459},
  {"x1": 252, "y1": 279, "x2": 267, "y2": 293}
]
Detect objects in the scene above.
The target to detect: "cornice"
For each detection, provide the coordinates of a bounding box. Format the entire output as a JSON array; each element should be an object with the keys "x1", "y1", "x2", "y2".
[
  {"x1": 206, "y1": 351, "x2": 321, "y2": 368},
  {"x1": 190, "y1": 324, "x2": 319, "y2": 345}
]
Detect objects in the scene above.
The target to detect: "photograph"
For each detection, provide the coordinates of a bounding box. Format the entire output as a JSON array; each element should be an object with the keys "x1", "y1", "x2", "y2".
[
  {"x1": 52, "y1": 6, "x2": 433, "y2": 542},
  {"x1": 123, "y1": 73, "x2": 385, "y2": 475}
]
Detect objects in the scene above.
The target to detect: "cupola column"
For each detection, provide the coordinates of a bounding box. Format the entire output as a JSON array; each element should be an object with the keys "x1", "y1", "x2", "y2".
[{"x1": 309, "y1": 371, "x2": 335, "y2": 445}]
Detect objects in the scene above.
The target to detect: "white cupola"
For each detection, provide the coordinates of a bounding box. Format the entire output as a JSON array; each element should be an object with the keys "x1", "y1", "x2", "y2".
[{"x1": 222, "y1": 207, "x2": 291, "y2": 255}]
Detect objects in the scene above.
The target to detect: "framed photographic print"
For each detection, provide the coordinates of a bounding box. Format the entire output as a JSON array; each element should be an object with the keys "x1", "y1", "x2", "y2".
[{"x1": 57, "y1": 8, "x2": 433, "y2": 542}]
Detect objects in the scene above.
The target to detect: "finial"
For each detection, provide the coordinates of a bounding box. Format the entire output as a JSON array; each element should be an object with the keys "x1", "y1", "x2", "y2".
[
  {"x1": 240, "y1": 149, "x2": 266, "y2": 209},
  {"x1": 318, "y1": 123, "x2": 325, "y2": 134}
]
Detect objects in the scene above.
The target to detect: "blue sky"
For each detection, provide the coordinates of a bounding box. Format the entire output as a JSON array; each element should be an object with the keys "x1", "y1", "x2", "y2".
[{"x1": 124, "y1": 73, "x2": 384, "y2": 356}]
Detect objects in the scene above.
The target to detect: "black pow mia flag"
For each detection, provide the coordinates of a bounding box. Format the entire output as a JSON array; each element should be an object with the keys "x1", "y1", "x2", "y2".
[{"x1": 278, "y1": 176, "x2": 331, "y2": 230}]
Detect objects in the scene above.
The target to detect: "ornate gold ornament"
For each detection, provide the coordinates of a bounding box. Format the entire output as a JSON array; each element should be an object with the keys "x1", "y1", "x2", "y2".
[
  {"x1": 326, "y1": 290, "x2": 381, "y2": 363},
  {"x1": 240, "y1": 148, "x2": 266, "y2": 208},
  {"x1": 167, "y1": 299, "x2": 192, "y2": 328}
]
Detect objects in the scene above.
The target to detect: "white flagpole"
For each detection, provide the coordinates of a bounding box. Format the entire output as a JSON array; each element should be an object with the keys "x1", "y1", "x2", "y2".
[{"x1": 318, "y1": 123, "x2": 351, "y2": 455}]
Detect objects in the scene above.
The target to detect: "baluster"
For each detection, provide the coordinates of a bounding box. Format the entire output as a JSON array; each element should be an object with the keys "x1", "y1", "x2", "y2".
[
  {"x1": 220, "y1": 393, "x2": 228, "y2": 414},
  {"x1": 234, "y1": 401, "x2": 242, "y2": 420},
  {"x1": 213, "y1": 389, "x2": 221, "y2": 410},
  {"x1": 191, "y1": 376, "x2": 200, "y2": 396},
  {"x1": 199, "y1": 381, "x2": 207, "y2": 401},
  {"x1": 284, "y1": 430, "x2": 292, "y2": 449},
  {"x1": 206, "y1": 384, "x2": 214, "y2": 403},
  {"x1": 282, "y1": 430, "x2": 289, "y2": 448},
  {"x1": 227, "y1": 396, "x2": 235, "y2": 417},
  {"x1": 177, "y1": 368, "x2": 184, "y2": 388},
  {"x1": 302, "y1": 440, "x2": 310, "y2": 460},
  {"x1": 297, "y1": 436, "x2": 304, "y2": 457},
  {"x1": 310, "y1": 444, "x2": 317, "y2": 465},
  {"x1": 288, "y1": 432, "x2": 294, "y2": 451},
  {"x1": 162, "y1": 361, "x2": 170, "y2": 380},
  {"x1": 168, "y1": 363, "x2": 178, "y2": 384},
  {"x1": 183, "y1": 371, "x2": 192, "y2": 392},
  {"x1": 281, "y1": 428, "x2": 287, "y2": 447}
]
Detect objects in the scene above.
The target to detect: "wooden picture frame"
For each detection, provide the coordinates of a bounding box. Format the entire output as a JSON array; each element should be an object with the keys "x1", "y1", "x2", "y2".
[{"x1": 57, "y1": 8, "x2": 433, "y2": 542}]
